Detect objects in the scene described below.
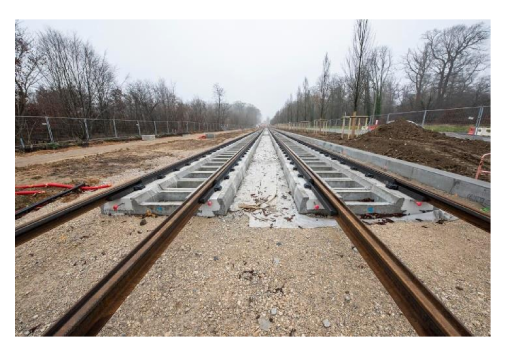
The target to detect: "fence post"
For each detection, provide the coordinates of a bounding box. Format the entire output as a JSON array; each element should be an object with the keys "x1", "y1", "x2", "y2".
[
  {"x1": 137, "y1": 122, "x2": 142, "y2": 137},
  {"x1": 83, "y1": 118, "x2": 90, "y2": 141},
  {"x1": 45, "y1": 116, "x2": 54, "y2": 143},
  {"x1": 113, "y1": 119, "x2": 118, "y2": 138},
  {"x1": 167, "y1": 121, "x2": 169, "y2": 134},
  {"x1": 186, "y1": 121, "x2": 189, "y2": 133},
  {"x1": 386, "y1": 113, "x2": 391, "y2": 124},
  {"x1": 154, "y1": 121, "x2": 157, "y2": 135},
  {"x1": 421, "y1": 110, "x2": 428, "y2": 127}
]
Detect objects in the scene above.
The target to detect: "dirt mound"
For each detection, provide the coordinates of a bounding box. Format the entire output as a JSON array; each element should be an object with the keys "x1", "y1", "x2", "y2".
[
  {"x1": 289, "y1": 120, "x2": 491, "y2": 181},
  {"x1": 356, "y1": 120, "x2": 446, "y2": 141}
]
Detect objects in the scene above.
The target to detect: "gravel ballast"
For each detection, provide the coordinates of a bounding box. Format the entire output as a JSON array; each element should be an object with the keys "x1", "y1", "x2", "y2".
[{"x1": 15, "y1": 129, "x2": 490, "y2": 337}]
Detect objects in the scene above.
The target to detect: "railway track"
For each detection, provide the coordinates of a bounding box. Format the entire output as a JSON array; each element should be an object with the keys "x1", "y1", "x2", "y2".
[
  {"x1": 15, "y1": 131, "x2": 259, "y2": 247},
  {"x1": 273, "y1": 128, "x2": 490, "y2": 232},
  {"x1": 270, "y1": 129, "x2": 472, "y2": 336},
  {"x1": 15, "y1": 127, "x2": 486, "y2": 336}
]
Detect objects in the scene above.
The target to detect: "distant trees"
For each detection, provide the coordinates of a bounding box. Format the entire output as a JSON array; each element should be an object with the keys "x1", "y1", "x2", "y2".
[
  {"x1": 344, "y1": 19, "x2": 373, "y2": 116},
  {"x1": 317, "y1": 53, "x2": 331, "y2": 120},
  {"x1": 403, "y1": 43, "x2": 433, "y2": 109},
  {"x1": 399, "y1": 23, "x2": 490, "y2": 111},
  {"x1": 15, "y1": 24, "x2": 261, "y2": 128},
  {"x1": 369, "y1": 46, "x2": 393, "y2": 116},
  {"x1": 271, "y1": 21, "x2": 490, "y2": 125},
  {"x1": 36, "y1": 28, "x2": 117, "y2": 119},
  {"x1": 424, "y1": 23, "x2": 490, "y2": 108},
  {"x1": 15, "y1": 21, "x2": 43, "y2": 116},
  {"x1": 123, "y1": 80, "x2": 158, "y2": 121},
  {"x1": 213, "y1": 83, "x2": 226, "y2": 124},
  {"x1": 302, "y1": 77, "x2": 311, "y2": 121}
]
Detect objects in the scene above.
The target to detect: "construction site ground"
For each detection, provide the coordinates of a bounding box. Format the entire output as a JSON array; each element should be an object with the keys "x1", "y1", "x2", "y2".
[
  {"x1": 287, "y1": 120, "x2": 491, "y2": 181},
  {"x1": 14, "y1": 127, "x2": 490, "y2": 337}
]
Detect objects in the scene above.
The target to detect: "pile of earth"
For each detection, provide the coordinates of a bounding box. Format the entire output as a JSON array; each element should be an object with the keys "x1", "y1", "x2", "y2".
[{"x1": 292, "y1": 120, "x2": 491, "y2": 181}]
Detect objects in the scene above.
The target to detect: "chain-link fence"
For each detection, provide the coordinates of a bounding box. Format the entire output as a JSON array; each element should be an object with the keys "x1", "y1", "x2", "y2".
[
  {"x1": 15, "y1": 116, "x2": 244, "y2": 150},
  {"x1": 275, "y1": 106, "x2": 491, "y2": 137},
  {"x1": 374, "y1": 106, "x2": 490, "y2": 135}
]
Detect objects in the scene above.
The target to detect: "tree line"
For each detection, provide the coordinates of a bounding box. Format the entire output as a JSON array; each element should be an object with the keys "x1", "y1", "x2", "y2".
[
  {"x1": 15, "y1": 22, "x2": 262, "y2": 128},
  {"x1": 271, "y1": 20, "x2": 490, "y2": 125}
]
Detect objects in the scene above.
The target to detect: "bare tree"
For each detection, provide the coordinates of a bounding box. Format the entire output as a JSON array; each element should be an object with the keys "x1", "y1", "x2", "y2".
[
  {"x1": 369, "y1": 46, "x2": 393, "y2": 115},
  {"x1": 124, "y1": 80, "x2": 158, "y2": 121},
  {"x1": 296, "y1": 86, "x2": 303, "y2": 122},
  {"x1": 317, "y1": 53, "x2": 331, "y2": 120},
  {"x1": 213, "y1": 83, "x2": 225, "y2": 125},
  {"x1": 471, "y1": 75, "x2": 490, "y2": 107},
  {"x1": 403, "y1": 43, "x2": 433, "y2": 109},
  {"x1": 271, "y1": 21, "x2": 491, "y2": 126},
  {"x1": 189, "y1": 97, "x2": 208, "y2": 123},
  {"x1": 327, "y1": 75, "x2": 347, "y2": 120},
  {"x1": 423, "y1": 22, "x2": 489, "y2": 107},
  {"x1": 154, "y1": 79, "x2": 177, "y2": 121},
  {"x1": 344, "y1": 19, "x2": 373, "y2": 115},
  {"x1": 287, "y1": 94, "x2": 294, "y2": 123},
  {"x1": 38, "y1": 28, "x2": 116, "y2": 120},
  {"x1": 15, "y1": 21, "x2": 44, "y2": 116},
  {"x1": 302, "y1": 77, "x2": 311, "y2": 121}
]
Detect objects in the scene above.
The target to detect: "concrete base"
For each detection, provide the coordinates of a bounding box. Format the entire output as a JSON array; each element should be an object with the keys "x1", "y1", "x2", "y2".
[
  {"x1": 278, "y1": 129, "x2": 491, "y2": 208},
  {"x1": 142, "y1": 135, "x2": 156, "y2": 141},
  {"x1": 269, "y1": 131, "x2": 325, "y2": 214},
  {"x1": 271, "y1": 131, "x2": 425, "y2": 216},
  {"x1": 197, "y1": 134, "x2": 262, "y2": 216},
  {"x1": 102, "y1": 132, "x2": 260, "y2": 216}
]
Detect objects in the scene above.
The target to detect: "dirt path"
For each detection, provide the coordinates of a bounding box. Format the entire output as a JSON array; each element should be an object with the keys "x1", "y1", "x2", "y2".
[
  {"x1": 15, "y1": 130, "x2": 251, "y2": 214},
  {"x1": 15, "y1": 130, "x2": 245, "y2": 168}
]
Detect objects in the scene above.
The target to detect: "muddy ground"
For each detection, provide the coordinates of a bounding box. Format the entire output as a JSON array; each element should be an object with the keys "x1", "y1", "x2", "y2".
[
  {"x1": 15, "y1": 130, "x2": 250, "y2": 212},
  {"x1": 288, "y1": 121, "x2": 491, "y2": 181}
]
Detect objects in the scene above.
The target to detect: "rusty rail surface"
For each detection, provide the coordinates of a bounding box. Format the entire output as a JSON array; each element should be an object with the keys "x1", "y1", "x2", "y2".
[
  {"x1": 271, "y1": 129, "x2": 472, "y2": 336},
  {"x1": 275, "y1": 129, "x2": 490, "y2": 233},
  {"x1": 15, "y1": 130, "x2": 256, "y2": 247},
  {"x1": 43, "y1": 130, "x2": 262, "y2": 336}
]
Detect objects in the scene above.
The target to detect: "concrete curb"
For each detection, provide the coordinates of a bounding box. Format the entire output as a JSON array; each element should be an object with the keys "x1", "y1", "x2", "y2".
[{"x1": 278, "y1": 129, "x2": 491, "y2": 208}]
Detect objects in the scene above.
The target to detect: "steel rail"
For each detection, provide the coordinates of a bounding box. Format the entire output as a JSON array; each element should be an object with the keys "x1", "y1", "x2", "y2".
[
  {"x1": 43, "y1": 130, "x2": 262, "y2": 336},
  {"x1": 271, "y1": 129, "x2": 472, "y2": 336},
  {"x1": 15, "y1": 130, "x2": 256, "y2": 247},
  {"x1": 15, "y1": 183, "x2": 86, "y2": 219},
  {"x1": 274, "y1": 128, "x2": 490, "y2": 233}
]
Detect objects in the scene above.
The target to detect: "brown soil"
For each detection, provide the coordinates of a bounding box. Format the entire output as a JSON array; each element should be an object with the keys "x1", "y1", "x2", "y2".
[
  {"x1": 289, "y1": 121, "x2": 491, "y2": 181},
  {"x1": 15, "y1": 179, "x2": 102, "y2": 212},
  {"x1": 15, "y1": 188, "x2": 63, "y2": 212},
  {"x1": 15, "y1": 130, "x2": 250, "y2": 211}
]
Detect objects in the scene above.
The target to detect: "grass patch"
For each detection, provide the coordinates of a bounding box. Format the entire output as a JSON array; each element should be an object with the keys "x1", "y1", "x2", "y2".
[{"x1": 423, "y1": 124, "x2": 473, "y2": 133}]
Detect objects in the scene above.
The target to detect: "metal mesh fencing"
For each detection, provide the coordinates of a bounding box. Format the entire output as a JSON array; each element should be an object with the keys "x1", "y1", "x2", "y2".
[
  {"x1": 15, "y1": 116, "x2": 245, "y2": 149},
  {"x1": 275, "y1": 106, "x2": 491, "y2": 136}
]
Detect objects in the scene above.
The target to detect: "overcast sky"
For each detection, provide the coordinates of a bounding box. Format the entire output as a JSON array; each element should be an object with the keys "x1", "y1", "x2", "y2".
[{"x1": 22, "y1": 19, "x2": 489, "y2": 119}]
